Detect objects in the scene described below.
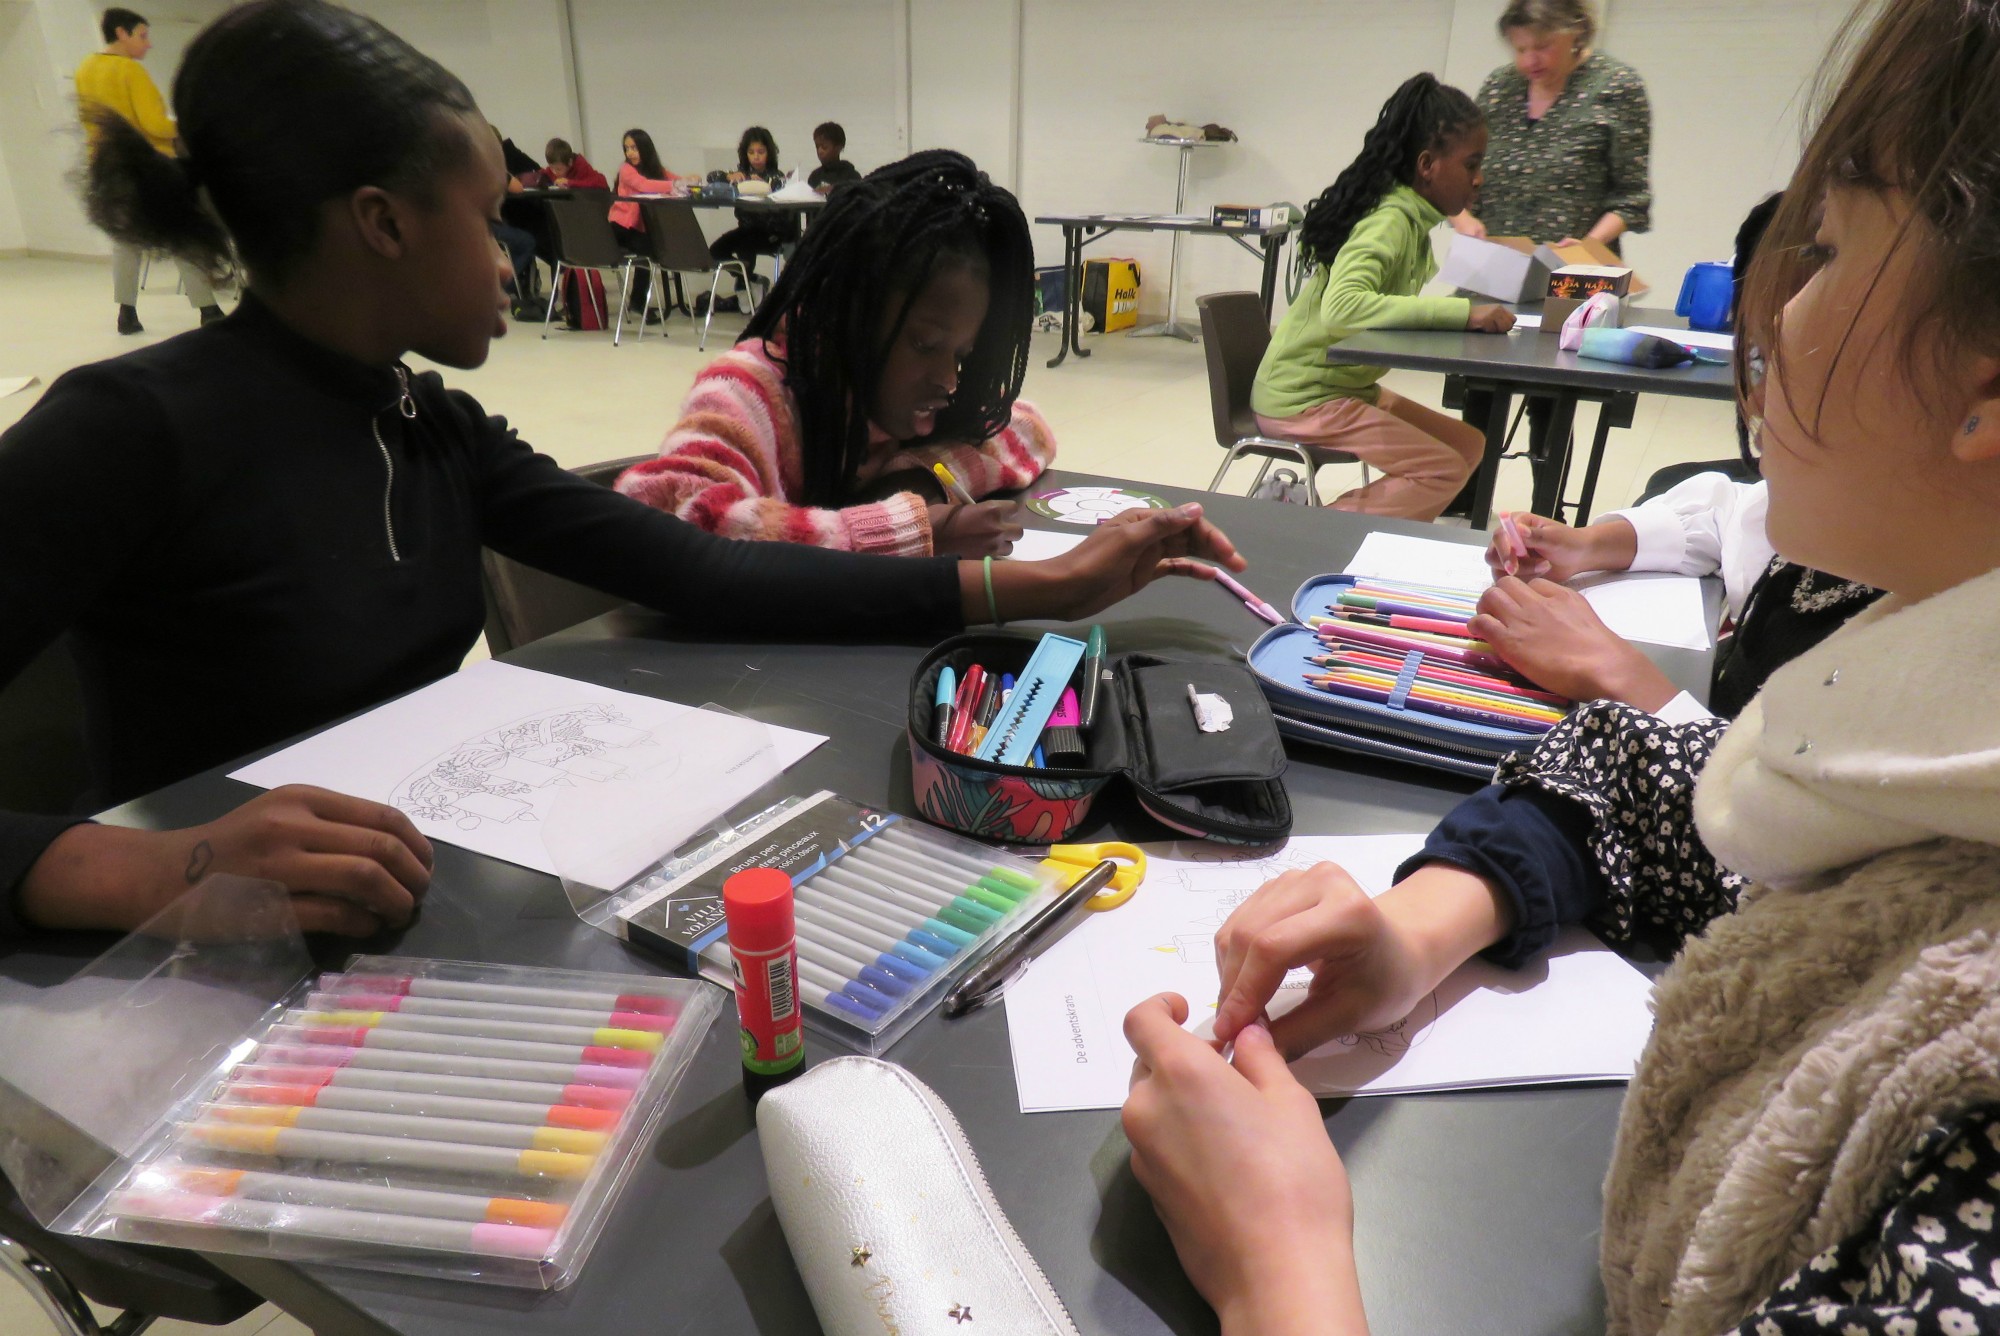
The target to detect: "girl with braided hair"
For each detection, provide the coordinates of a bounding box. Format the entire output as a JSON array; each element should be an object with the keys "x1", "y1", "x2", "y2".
[
  {"x1": 618, "y1": 150, "x2": 1056, "y2": 557},
  {"x1": 0, "y1": 2, "x2": 1241, "y2": 942},
  {"x1": 1252, "y1": 73, "x2": 1514, "y2": 521}
]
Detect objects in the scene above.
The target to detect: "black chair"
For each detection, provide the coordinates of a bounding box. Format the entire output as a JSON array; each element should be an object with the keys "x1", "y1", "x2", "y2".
[
  {"x1": 1, "y1": 1173, "x2": 262, "y2": 1335},
  {"x1": 1196, "y1": 292, "x2": 1366, "y2": 505},
  {"x1": 539, "y1": 193, "x2": 633, "y2": 343},
  {"x1": 480, "y1": 454, "x2": 656, "y2": 655},
  {"x1": 632, "y1": 199, "x2": 756, "y2": 352}
]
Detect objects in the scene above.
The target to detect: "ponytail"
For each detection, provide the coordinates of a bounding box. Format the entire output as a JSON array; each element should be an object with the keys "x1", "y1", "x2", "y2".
[
  {"x1": 81, "y1": 107, "x2": 234, "y2": 281},
  {"x1": 1296, "y1": 73, "x2": 1483, "y2": 272}
]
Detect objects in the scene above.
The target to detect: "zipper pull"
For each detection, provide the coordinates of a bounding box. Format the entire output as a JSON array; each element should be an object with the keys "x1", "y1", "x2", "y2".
[{"x1": 394, "y1": 365, "x2": 417, "y2": 420}]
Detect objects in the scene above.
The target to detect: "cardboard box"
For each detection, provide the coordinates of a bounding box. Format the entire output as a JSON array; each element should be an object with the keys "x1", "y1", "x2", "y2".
[
  {"x1": 1082, "y1": 257, "x2": 1141, "y2": 333},
  {"x1": 1437, "y1": 234, "x2": 1652, "y2": 305},
  {"x1": 1542, "y1": 263, "x2": 1634, "y2": 329},
  {"x1": 1436, "y1": 234, "x2": 1550, "y2": 303}
]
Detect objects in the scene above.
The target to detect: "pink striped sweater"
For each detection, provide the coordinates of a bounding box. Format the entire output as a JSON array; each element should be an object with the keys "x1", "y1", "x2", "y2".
[{"x1": 615, "y1": 339, "x2": 1057, "y2": 555}]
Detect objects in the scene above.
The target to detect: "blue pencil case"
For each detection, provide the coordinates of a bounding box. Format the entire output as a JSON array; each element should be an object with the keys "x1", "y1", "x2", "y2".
[{"x1": 1245, "y1": 574, "x2": 1567, "y2": 780}]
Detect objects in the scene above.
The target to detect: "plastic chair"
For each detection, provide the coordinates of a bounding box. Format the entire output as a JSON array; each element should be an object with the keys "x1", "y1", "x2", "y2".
[
  {"x1": 632, "y1": 199, "x2": 755, "y2": 352},
  {"x1": 479, "y1": 454, "x2": 656, "y2": 655},
  {"x1": 1197, "y1": 292, "x2": 1367, "y2": 506},
  {"x1": 1, "y1": 1174, "x2": 262, "y2": 1336},
  {"x1": 539, "y1": 193, "x2": 632, "y2": 343}
]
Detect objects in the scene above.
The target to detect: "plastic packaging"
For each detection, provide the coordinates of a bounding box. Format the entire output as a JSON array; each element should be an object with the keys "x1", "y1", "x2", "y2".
[
  {"x1": 6, "y1": 879, "x2": 718, "y2": 1290},
  {"x1": 571, "y1": 791, "x2": 1059, "y2": 1055}
]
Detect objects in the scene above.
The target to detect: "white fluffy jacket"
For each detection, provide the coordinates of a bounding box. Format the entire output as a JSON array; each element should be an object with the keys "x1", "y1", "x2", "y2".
[{"x1": 1601, "y1": 566, "x2": 2000, "y2": 1336}]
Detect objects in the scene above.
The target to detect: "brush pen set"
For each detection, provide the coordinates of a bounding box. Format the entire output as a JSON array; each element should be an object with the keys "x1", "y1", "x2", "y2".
[
  {"x1": 57, "y1": 956, "x2": 719, "y2": 1289},
  {"x1": 594, "y1": 791, "x2": 1061, "y2": 1055},
  {"x1": 908, "y1": 631, "x2": 1293, "y2": 848},
  {"x1": 1245, "y1": 574, "x2": 1577, "y2": 778}
]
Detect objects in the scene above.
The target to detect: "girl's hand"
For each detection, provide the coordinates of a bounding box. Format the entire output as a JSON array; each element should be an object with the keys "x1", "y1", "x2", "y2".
[
  {"x1": 976, "y1": 503, "x2": 1244, "y2": 624},
  {"x1": 928, "y1": 500, "x2": 1024, "y2": 558},
  {"x1": 1213, "y1": 862, "x2": 1458, "y2": 1056},
  {"x1": 1467, "y1": 304, "x2": 1517, "y2": 334},
  {"x1": 1469, "y1": 577, "x2": 1677, "y2": 709},
  {"x1": 1484, "y1": 512, "x2": 1631, "y2": 582},
  {"x1": 726, "y1": 171, "x2": 746, "y2": 183},
  {"x1": 1450, "y1": 212, "x2": 1487, "y2": 239},
  {"x1": 1123, "y1": 995, "x2": 1368, "y2": 1336}
]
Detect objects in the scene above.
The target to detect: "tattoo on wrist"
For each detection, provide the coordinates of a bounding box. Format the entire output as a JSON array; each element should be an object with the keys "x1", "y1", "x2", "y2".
[{"x1": 185, "y1": 839, "x2": 214, "y2": 884}]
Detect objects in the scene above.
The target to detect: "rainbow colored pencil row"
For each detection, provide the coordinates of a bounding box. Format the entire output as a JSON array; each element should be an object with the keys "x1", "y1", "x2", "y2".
[
  {"x1": 1302, "y1": 578, "x2": 1571, "y2": 734},
  {"x1": 113, "y1": 971, "x2": 692, "y2": 1262}
]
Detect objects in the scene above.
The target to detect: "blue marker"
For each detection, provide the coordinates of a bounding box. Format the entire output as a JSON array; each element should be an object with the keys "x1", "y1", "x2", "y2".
[{"x1": 934, "y1": 667, "x2": 957, "y2": 746}]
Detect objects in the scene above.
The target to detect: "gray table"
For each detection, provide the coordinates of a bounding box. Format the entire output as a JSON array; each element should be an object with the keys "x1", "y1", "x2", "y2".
[
  {"x1": 1329, "y1": 306, "x2": 1736, "y2": 526},
  {"x1": 1037, "y1": 214, "x2": 1298, "y2": 368},
  {"x1": 0, "y1": 471, "x2": 1720, "y2": 1335}
]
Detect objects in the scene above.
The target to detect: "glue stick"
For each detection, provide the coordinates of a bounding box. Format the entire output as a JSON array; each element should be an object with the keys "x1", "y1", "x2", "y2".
[{"x1": 722, "y1": 868, "x2": 805, "y2": 1097}]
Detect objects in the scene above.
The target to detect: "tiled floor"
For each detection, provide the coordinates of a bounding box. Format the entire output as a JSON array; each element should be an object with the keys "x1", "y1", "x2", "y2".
[{"x1": 0, "y1": 254, "x2": 1738, "y2": 1335}]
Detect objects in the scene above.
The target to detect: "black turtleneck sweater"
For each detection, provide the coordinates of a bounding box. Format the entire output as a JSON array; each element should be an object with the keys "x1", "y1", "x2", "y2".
[{"x1": 0, "y1": 295, "x2": 960, "y2": 919}]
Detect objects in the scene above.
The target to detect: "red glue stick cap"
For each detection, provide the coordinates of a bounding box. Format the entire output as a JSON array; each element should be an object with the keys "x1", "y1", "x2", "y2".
[{"x1": 723, "y1": 868, "x2": 795, "y2": 952}]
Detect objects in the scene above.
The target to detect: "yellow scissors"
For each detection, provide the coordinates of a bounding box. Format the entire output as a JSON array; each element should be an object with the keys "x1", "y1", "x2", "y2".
[{"x1": 1040, "y1": 842, "x2": 1146, "y2": 911}]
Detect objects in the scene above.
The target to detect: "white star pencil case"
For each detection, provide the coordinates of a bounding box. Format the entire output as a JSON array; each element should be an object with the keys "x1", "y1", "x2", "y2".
[{"x1": 756, "y1": 1057, "x2": 1082, "y2": 1335}]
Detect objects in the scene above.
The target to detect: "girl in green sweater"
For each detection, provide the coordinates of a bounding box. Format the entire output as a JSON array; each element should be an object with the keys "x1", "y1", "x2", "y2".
[{"x1": 1253, "y1": 74, "x2": 1515, "y2": 520}]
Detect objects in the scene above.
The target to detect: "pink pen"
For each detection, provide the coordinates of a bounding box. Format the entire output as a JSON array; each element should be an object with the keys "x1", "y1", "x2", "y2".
[
  {"x1": 1496, "y1": 513, "x2": 1528, "y2": 576},
  {"x1": 1211, "y1": 569, "x2": 1286, "y2": 626}
]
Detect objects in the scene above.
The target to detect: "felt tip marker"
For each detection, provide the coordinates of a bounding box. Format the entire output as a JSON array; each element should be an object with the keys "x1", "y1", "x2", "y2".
[
  {"x1": 1211, "y1": 569, "x2": 1286, "y2": 626},
  {"x1": 934, "y1": 666, "x2": 957, "y2": 746},
  {"x1": 931, "y1": 461, "x2": 977, "y2": 506},
  {"x1": 108, "y1": 1188, "x2": 561, "y2": 1259},
  {"x1": 231, "y1": 1062, "x2": 635, "y2": 1111},
  {"x1": 267, "y1": 1023, "x2": 655, "y2": 1070},
  {"x1": 1078, "y1": 625, "x2": 1107, "y2": 730},
  {"x1": 292, "y1": 1008, "x2": 665, "y2": 1052},
  {"x1": 304, "y1": 990, "x2": 678, "y2": 1032},
  {"x1": 330, "y1": 976, "x2": 677, "y2": 1016},
  {"x1": 202, "y1": 1102, "x2": 610, "y2": 1154},
  {"x1": 221, "y1": 1080, "x2": 621, "y2": 1131},
  {"x1": 252, "y1": 1042, "x2": 646, "y2": 1089},
  {"x1": 183, "y1": 1122, "x2": 596, "y2": 1179},
  {"x1": 134, "y1": 1166, "x2": 569, "y2": 1229}
]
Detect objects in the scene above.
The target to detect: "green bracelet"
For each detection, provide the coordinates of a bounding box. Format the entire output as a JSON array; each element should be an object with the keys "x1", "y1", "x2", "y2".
[{"x1": 983, "y1": 555, "x2": 1002, "y2": 625}]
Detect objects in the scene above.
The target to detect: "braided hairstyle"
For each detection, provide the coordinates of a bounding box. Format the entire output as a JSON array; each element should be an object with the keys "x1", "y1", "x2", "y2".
[
  {"x1": 741, "y1": 149, "x2": 1033, "y2": 507},
  {"x1": 81, "y1": 0, "x2": 477, "y2": 284},
  {"x1": 1296, "y1": 73, "x2": 1483, "y2": 273}
]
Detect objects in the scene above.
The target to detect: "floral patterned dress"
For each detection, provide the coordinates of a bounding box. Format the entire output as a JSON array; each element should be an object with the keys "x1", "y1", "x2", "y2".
[{"x1": 1473, "y1": 52, "x2": 1653, "y2": 243}]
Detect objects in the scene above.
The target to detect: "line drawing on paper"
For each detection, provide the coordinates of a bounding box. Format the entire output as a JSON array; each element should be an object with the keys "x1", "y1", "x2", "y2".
[
  {"x1": 392, "y1": 706, "x2": 657, "y2": 830},
  {"x1": 1151, "y1": 851, "x2": 1439, "y2": 1050}
]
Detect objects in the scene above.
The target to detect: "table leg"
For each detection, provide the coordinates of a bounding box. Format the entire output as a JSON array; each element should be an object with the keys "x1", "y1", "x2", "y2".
[
  {"x1": 1464, "y1": 384, "x2": 1513, "y2": 528},
  {"x1": 1570, "y1": 407, "x2": 1619, "y2": 524},
  {"x1": 1048, "y1": 225, "x2": 1088, "y2": 368},
  {"x1": 1258, "y1": 234, "x2": 1282, "y2": 318},
  {"x1": 1529, "y1": 393, "x2": 1581, "y2": 517},
  {"x1": 1130, "y1": 145, "x2": 1198, "y2": 341}
]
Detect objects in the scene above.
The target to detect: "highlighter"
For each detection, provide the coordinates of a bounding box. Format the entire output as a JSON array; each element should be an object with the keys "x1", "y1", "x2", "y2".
[{"x1": 1078, "y1": 625, "x2": 1107, "y2": 731}]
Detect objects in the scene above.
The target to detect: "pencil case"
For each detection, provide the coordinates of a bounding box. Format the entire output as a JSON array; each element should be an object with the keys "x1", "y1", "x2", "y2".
[
  {"x1": 1246, "y1": 574, "x2": 1570, "y2": 780},
  {"x1": 38, "y1": 947, "x2": 719, "y2": 1291},
  {"x1": 907, "y1": 633, "x2": 1292, "y2": 846},
  {"x1": 758, "y1": 1057, "x2": 1080, "y2": 1336}
]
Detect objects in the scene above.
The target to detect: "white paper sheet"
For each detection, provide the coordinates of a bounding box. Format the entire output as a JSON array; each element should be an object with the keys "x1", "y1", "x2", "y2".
[
  {"x1": 0, "y1": 375, "x2": 38, "y2": 398},
  {"x1": 229, "y1": 661, "x2": 827, "y2": 875},
  {"x1": 1003, "y1": 835, "x2": 1655, "y2": 1112},
  {"x1": 1342, "y1": 531, "x2": 1712, "y2": 650},
  {"x1": 1509, "y1": 313, "x2": 1543, "y2": 330},
  {"x1": 1006, "y1": 528, "x2": 1088, "y2": 562},
  {"x1": 1627, "y1": 325, "x2": 1734, "y2": 352}
]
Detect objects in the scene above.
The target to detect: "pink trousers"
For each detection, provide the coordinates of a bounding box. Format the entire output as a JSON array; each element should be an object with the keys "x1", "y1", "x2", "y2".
[{"x1": 1256, "y1": 396, "x2": 1479, "y2": 521}]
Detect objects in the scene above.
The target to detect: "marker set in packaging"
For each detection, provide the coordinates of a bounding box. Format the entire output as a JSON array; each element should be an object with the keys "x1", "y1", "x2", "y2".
[
  {"x1": 597, "y1": 792, "x2": 1059, "y2": 1055},
  {"x1": 58, "y1": 957, "x2": 717, "y2": 1289}
]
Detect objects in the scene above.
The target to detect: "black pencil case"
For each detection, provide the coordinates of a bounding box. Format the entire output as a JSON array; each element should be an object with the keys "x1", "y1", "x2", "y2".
[{"x1": 906, "y1": 633, "x2": 1292, "y2": 846}]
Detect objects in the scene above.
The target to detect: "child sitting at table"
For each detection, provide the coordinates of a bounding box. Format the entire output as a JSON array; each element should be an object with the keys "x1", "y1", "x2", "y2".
[
  {"x1": 1122, "y1": 5, "x2": 2000, "y2": 1332},
  {"x1": 537, "y1": 137, "x2": 605, "y2": 190},
  {"x1": 703, "y1": 125, "x2": 791, "y2": 313},
  {"x1": 607, "y1": 127, "x2": 680, "y2": 318},
  {"x1": 617, "y1": 150, "x2": 1056, "y2": 558},
  {"x1": 1253, "y1": 73, "x2": 1513, "y2": 521},
  {"x1": 0, "y1": 0, "x2": 1239, "y2": 943},
  {"x1": 808, "y1": 121, "x2": 861, "y2": 194}
]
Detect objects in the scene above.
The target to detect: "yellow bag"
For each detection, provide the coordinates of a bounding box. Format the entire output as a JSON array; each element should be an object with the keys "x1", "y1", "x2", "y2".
[{"x1": 1081, "y1": 258, "x2": 1141, "y2": 333}]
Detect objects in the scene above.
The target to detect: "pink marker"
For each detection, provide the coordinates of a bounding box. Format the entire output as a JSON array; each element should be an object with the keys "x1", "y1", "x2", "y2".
[
  {"x1": 253, "y1": 1040, "x2": 647, "y2": 1089},
  {"x1": 1496, "y1": 513, "x2": 1528, "y2": 576},
  {"x1": 271, "y1": 1022, "x2": 654, "y2": 1069},
  {"x1": 307, "y1": 990, "x2": 675, "y2": 1033},
  {"x1": 108, "y1": 1188, "x2": 559, "y2": 1258},
  {"x1": 232, "y1": 1061, "x2": 635, "y2": 1111},
  {"x1": 330, "y1": 975, "x2": 676, "y2": 1016},
  {"x1": 1211, "y1": 568, "x2": 1286, "y2": 626}
]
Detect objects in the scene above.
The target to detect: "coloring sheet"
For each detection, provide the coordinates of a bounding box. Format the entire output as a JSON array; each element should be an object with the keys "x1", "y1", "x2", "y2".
[
  {"x1": 1003, "y1": 835, "x2": 1656, "y2": 1112},
  {"x1": 230, "y1": 661, "x2": 826, "y2": 875},
  {"x1": 1343, "y1": 530, "x2": 1712, "y2": 650}
]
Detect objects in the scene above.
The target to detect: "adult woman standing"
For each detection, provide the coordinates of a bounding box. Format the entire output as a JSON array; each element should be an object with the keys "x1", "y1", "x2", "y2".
[{"x1": 1451, "y1": 0, "x2": 1651, "y2": 249}]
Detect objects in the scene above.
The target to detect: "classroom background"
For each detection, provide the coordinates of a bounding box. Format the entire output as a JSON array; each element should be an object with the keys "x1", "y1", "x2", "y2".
[{"x1": 0, "y1": 0, "x2": 1853, "y2": 535}]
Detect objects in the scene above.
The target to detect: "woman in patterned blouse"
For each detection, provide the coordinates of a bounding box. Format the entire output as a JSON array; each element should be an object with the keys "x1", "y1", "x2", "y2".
[{"x1": 1450, "y1": 0, "x2": 1653, "y2": 249}]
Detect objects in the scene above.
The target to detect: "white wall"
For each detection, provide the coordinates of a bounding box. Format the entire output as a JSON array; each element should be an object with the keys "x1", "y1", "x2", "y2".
[
  {"x1": 910, "y1": 0, "x2": 1019, "y2": 189},
  {"x1": 350, "y1": 0, "x2": 579, "y2": 154}
]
